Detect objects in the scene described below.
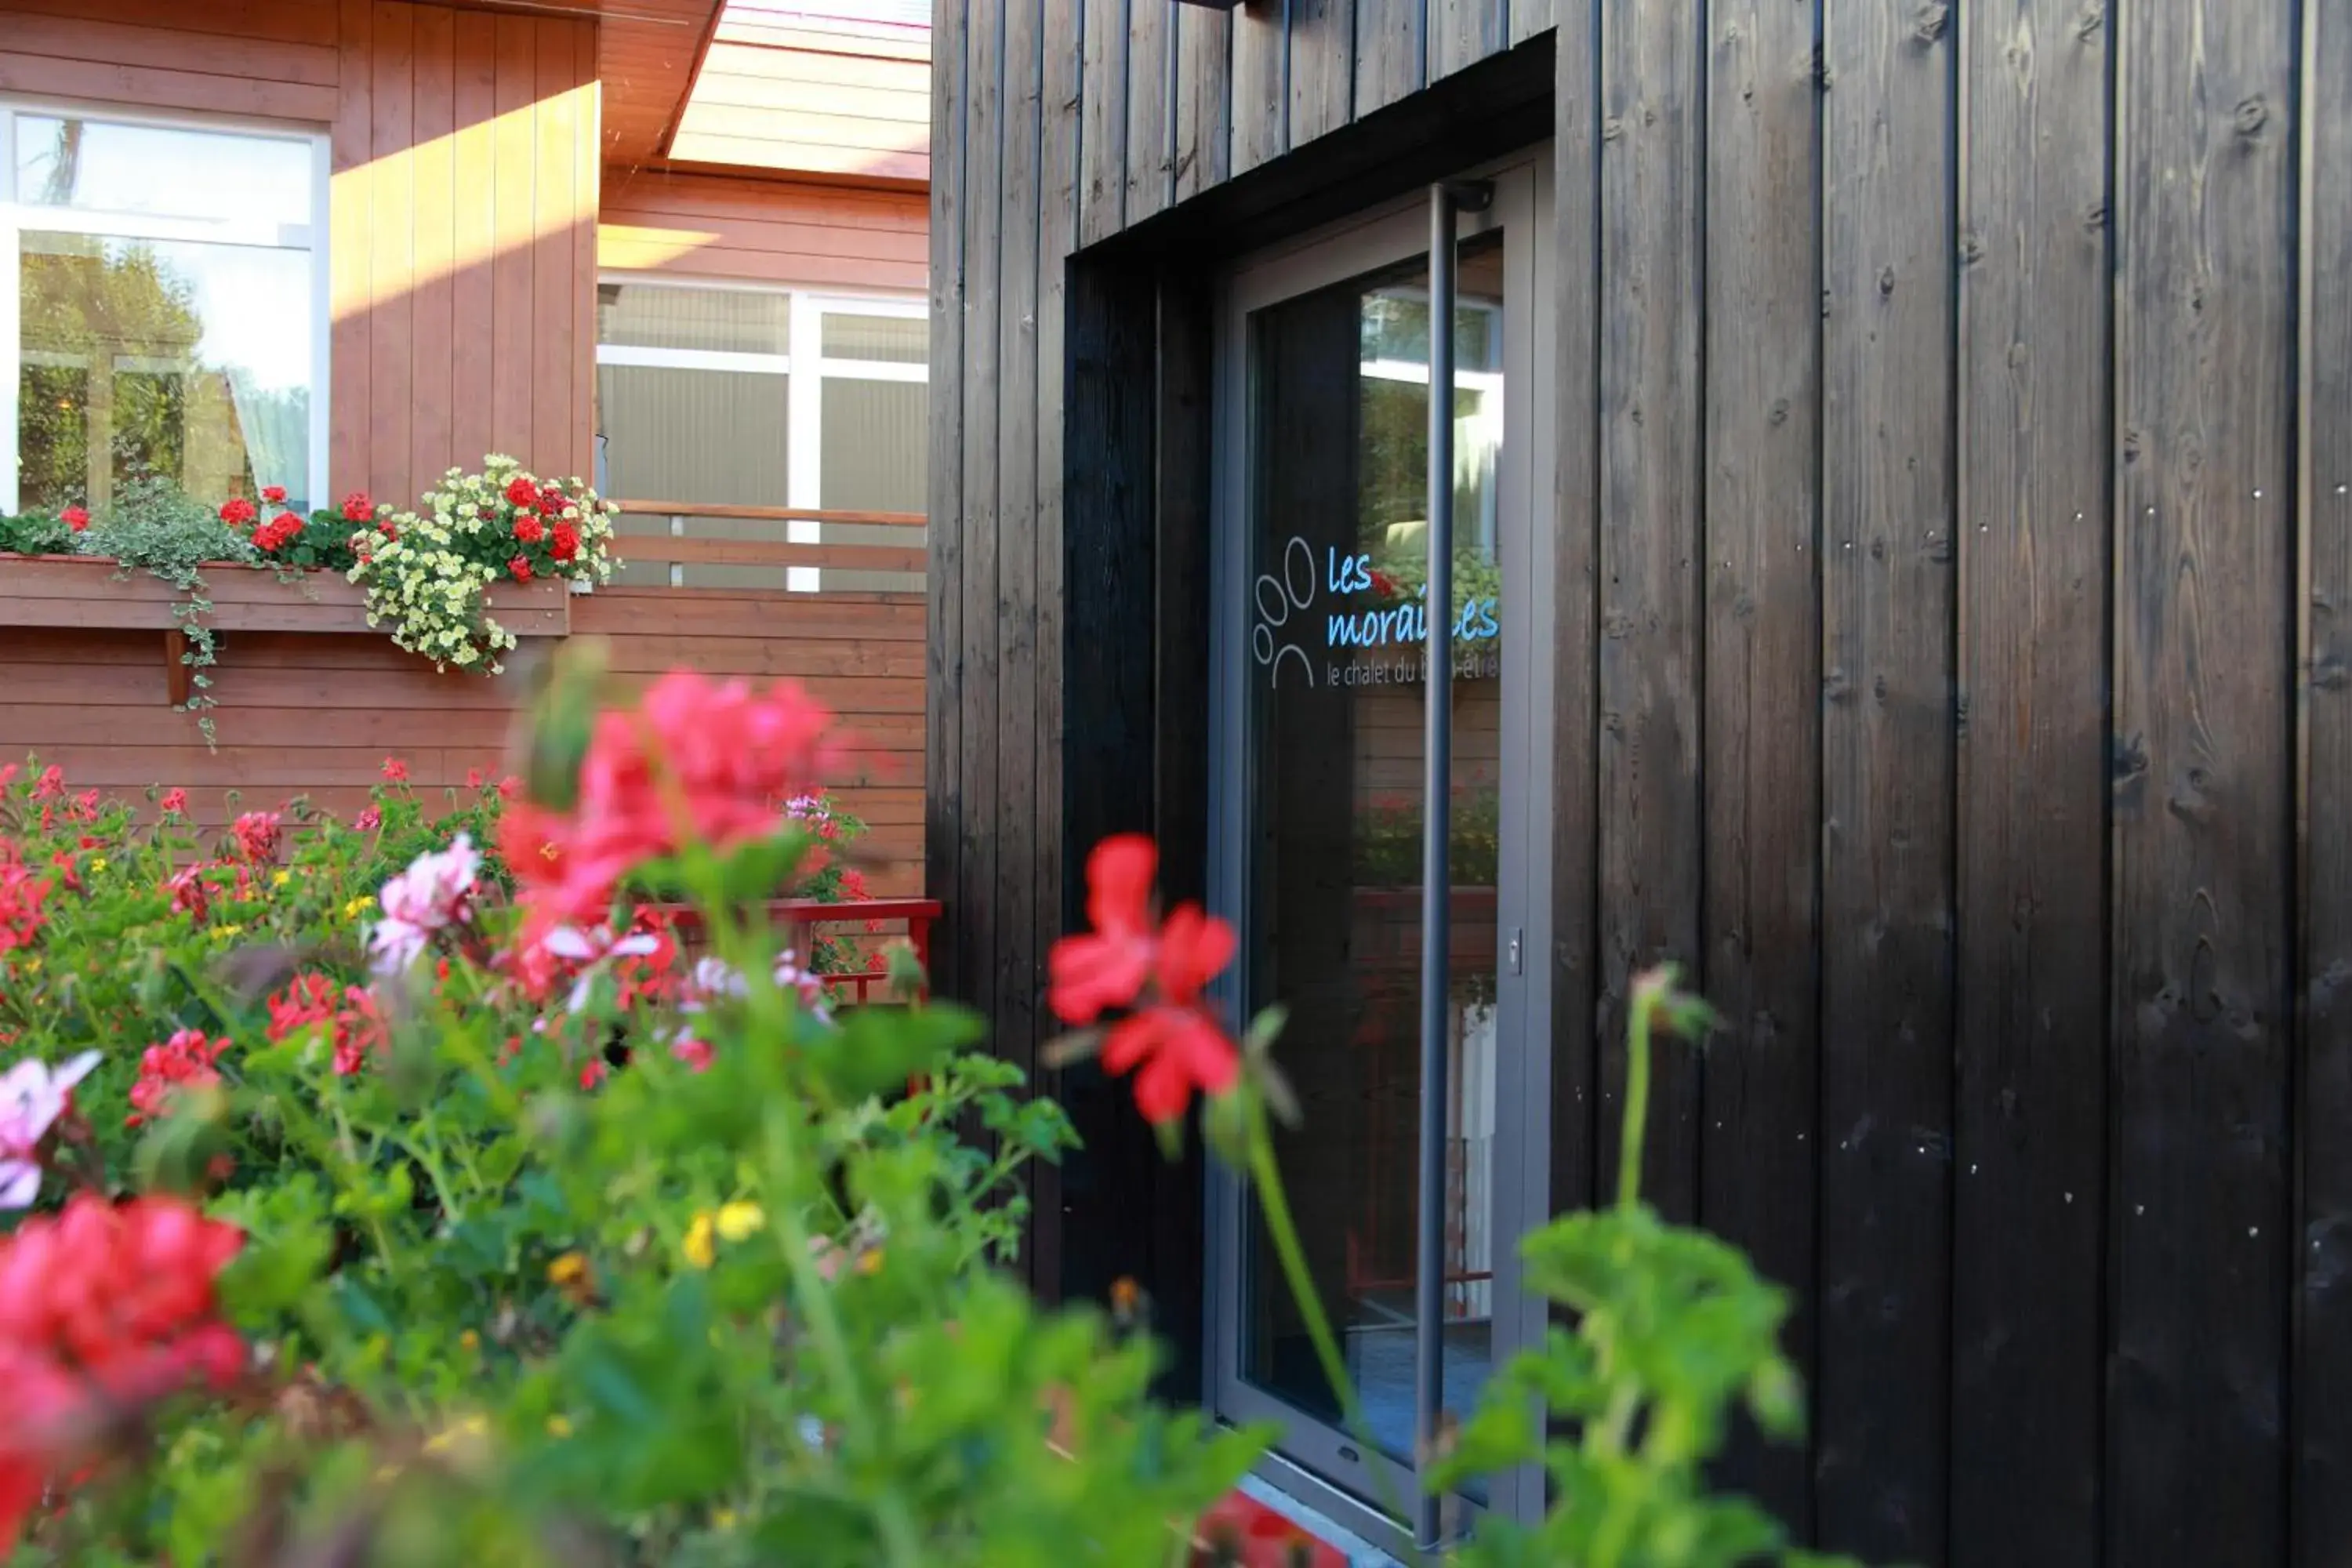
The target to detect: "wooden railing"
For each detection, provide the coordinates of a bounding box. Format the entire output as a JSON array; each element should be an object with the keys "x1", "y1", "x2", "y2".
[
  {"x1": 655, "y1": 896, "x2": 942, "y2": 1005},
  {"x1": 609, "y1": 499, "x2": 926, "y2": 583}
]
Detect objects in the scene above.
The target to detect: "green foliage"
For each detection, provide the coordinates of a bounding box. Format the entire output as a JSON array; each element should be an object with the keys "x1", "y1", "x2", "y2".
[
  {"x1": 1428, "y1": 969, "x2": 1859, "y2": 1568},
  {"x1": 2, "y1": 762, "x2": 1259, "y2": 1566},
  {"x1": 0, "y1": 511, "x2": 74, "y2": 555}
]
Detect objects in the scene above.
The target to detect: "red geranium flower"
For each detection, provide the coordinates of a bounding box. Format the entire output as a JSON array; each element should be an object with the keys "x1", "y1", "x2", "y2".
[
  {"x1": 1099, "y1": 904, "x2": 1240, "y2": 1123},
  {"x1": 60, "y1": 506, "x2": 89, "y2": 533},
  {"x1": 1047, "y1": 836, "x2": 1160, "y2": 1024},
  {"x1": 354, "y1": 805, "x2": 382, "y2": 832},
  {"x1": 341, "y1": 492, "x2": 375, "y2": 522},
  {"x1": 260, "y1": 485, "x2": 287, "y2": 504},
  {"x1": 513, "y1": 514, "x2": 545, "y2": 546},
  {"x1": 0, "y1": 1194, "x2": 245, "y2": 1552},
  {"x1": 158, "y1": 788, "x2": 188, "y2": 816},
  {"x1": 465, "y1": 767, "x2": 485, "y2": 789},
  {"x1": 503, "y1": 672, "x2": 839, "y2": 932},
  {"x1": 550, "y1": 522, "x2": 579, "y2": 562},
  {"x1": 31, "y1": 767, "x2": 64, "y2": 803},
  {"x1": 0, "y1": 864, "x2": 49, "y2": 956},
  {"x1": 228, "y1": 811, "x2": 281, "y2": 865},
  {"x1": 504, "y1": 475, "x2": 539, "y2": 509},
  {"x1": 127, "y1": 1029, "x2": 229, "y2": 1127},
  {"x1": 381, "y1": 757, "x2": 409, "y2": 783},
  {"x1": 265, "y1": 975, "x2": 384, "y2": 1076},
  {"x1": 218, "y1": 497, "x2": 258, "y2": 528},
  {"x1": 510, "y1": 556, "x2": 533, "y2": 583}
]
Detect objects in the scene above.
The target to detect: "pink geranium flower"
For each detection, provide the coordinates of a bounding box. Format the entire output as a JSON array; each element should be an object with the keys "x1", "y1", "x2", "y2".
[{"x1": 366, "y1": 833, "x2": 481, "y2": 975}]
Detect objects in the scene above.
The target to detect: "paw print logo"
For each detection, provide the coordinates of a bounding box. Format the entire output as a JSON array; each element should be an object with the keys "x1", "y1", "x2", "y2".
[{"x1": 1253, "y1": 536, "x2": 1316, "y2": 689}]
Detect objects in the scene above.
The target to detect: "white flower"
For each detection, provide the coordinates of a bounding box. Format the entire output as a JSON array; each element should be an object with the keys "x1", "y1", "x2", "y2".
[
  {"x1": 0, "y1": 1051, "x2": 101, "y2": 1209},
  {"x1": 541, "y1": 924, "x2": 663, "y2": 1014}
]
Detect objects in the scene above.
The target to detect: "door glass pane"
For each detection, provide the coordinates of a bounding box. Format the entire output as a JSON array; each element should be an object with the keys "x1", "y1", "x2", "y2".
[{"x1": 1240, "y1": 236, "x2": 1505, "y2": 1482}]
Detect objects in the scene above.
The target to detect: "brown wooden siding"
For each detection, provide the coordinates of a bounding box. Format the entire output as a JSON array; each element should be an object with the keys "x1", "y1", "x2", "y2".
[
  {"x1": 2, "y1": 0, "x2": 602, "y2": 513},
  {"x1": 598, "y1": 169, "x2": 926, "y2": 289},
  {"x1": 933, "y1": 0, "x2": 2352, "y2": 1559},
  {"x1": 330, "y1": 1, "x2": 600, "y2": 506},
  {"x1": 0, "y1": 590, "x2": 927, "y2": 895}
]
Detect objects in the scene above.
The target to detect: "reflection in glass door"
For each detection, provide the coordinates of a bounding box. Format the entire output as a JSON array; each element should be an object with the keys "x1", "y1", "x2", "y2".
[{"x1": 1208, "y1": 154, "x2": 1551, "y2": 1539}]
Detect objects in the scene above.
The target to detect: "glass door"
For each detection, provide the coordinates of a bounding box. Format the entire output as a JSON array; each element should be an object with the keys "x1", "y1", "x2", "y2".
[{"x1": 1207, "y1": 151, "x2": 1554, "y2": 1540}]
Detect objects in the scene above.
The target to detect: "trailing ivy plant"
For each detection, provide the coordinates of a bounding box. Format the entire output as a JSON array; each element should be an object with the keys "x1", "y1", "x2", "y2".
[{"x1": 78, "y1": 476, "x2": 257, "y2": 750}]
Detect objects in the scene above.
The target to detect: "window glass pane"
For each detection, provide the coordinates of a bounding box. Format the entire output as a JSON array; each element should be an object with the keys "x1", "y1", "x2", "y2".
[
  {"x1": 597, "y1": 283, "x2": 791, "y2": 355},
  {"x1": 14, "y1": 114, "x2": 313, "y2": 230},
  {"x1": 597, "y1": 364, "x2": 789, "y2": 505},
  {"x1": 819, "y1": 379, "x2": 925, "y2": 513},
  {"x1": 20, "y1": 233, "x2": 314, "y2": 512},
  {"x1": 819, "y1": 312, "x2": 925, "y2": 363}
]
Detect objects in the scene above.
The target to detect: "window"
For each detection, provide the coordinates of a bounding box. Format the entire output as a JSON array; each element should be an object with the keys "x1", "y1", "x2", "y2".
[
  {"x1": 0, "y1": 103, "x2": 330, "y2": 517},
  {"x1": 594, "y1": 278, "x2": 926, "y2": 591}
]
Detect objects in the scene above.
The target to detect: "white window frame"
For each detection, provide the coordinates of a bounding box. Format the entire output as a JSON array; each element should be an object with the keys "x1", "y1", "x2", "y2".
[
  {"x1": 0, "y1": 96, "x2": 332, "y2": 517},
  {"x1": 594, "y1": 274, "x2": 927, "y2": 590}
]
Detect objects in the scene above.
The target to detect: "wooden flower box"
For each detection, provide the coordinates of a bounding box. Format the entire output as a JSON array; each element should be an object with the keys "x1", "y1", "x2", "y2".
[{"x1": 0, "y1": 554, "x2": 568, "y2": 703}]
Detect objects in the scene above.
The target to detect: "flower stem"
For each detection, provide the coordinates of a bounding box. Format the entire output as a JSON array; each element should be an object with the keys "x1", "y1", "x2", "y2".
[
  {"x1": 1617, "y1": 989, "x2": 1653, "y2": 1213},
  {"x1": 1241, "y1": 1092, "x2": 1419, "y2": 1553}
]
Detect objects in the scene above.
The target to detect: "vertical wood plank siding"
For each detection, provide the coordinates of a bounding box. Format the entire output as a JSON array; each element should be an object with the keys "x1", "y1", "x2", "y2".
[
  {"x1": 1698, "y1": 0, "x2": 1819, "y2": 1537},
  {"x1": 931, "y1": 0, "x2": 2344, "y2": 1558},
  {"x1": 2300, "y1": 5, "x2": 2352, "y2": 1560}
]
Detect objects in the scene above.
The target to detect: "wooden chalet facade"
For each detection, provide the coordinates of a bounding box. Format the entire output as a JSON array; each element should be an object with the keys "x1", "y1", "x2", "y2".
[
  {"x1": 927, "y1": 0, "x2": 2352, "y2": 1561},
  {"x1": 0, "y1": 0, "x2": 931, "y2": 890}
]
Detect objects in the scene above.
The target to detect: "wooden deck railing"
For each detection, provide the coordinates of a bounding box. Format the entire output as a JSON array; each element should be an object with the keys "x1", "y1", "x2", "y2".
[{"x1": 609, "y1": 499, "x2": 926, "y2": 582}]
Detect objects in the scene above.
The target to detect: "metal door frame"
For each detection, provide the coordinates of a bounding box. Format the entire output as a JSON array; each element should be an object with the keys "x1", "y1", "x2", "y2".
[{"x1": 1202, "y1": 141, "x2": 1556, "y2": 1548}]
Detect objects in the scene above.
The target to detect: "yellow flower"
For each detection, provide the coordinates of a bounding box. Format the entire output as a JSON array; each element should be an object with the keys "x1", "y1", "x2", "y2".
[
  {"x1": 683, "y1": 1212, "x2": 717, "y2": 1270},
  {"x1": 344, "y1": 895, "x2": 375, "y2": 919},
  {"x1": 715, "y1": 1202, "x2": 766, "y2": 1243},
  {"x1": 712, "y1": 1509, "x2": 739, "y2": 1531},
  {"x1": 271, "y1": 870, "x2": 291, "y2": 888},
  {"x1": 89, "y1": 856, "x2": 106, "y2": 873},
  {"x1": 423, "y1": 1413, "x2": 489, "y2": 1457},
  {"x1": 546, "y1": 1415, "x2": 573, "y2": 1438},
  {"x1": 855, "y1": 1247, "x2": 884, "y2": 1277},
  {"x1": 24, "y1": 957, "x2": 41, "y2": 976},
  {"x1": 547, "y1": 1251, "x2": 590, "y2": 1287},
  {"x1": 459, "y1": 1330, "x2": 480, "y2": 1353},
  {"x1": 213, "y1": 923, "x2": 243, "y2": 940}
]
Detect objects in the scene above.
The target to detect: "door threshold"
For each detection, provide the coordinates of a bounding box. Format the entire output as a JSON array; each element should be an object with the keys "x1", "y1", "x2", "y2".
[{"x1": 1236, "y1": 1451, "x2": 1412, "y2": 1566}]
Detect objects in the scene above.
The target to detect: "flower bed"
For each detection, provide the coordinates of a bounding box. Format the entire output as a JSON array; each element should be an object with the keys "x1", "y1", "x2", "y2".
[{"x1": 0, "y1": 644, "x2": 1855, "y2": 1568}]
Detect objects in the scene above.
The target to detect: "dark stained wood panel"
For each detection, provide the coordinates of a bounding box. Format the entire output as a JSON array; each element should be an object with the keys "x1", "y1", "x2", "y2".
[
  {"x1": 1229, "y1": 0, "x2": 1286, "y2": 177},
  {"x1": 1080, "y1": 0, "x2": 1131, "y2": 245},
  {"x1": 1353, "y1": 0, "x2": 1423, "y2": 118},
  {"x1": 1032, "y1": 0, "x2": 1086, "y2": 1301},
  {"x1": 1431, "y1": 0, "x2": 1501, "y2": 85},
  {"x1": 1594, "y1": 0, "x2": 1706, "y2": 1225},
  {"x1": 2301, "y1": 3, "x2": 2352, "y2": 1557},
  {"x1": 1546, "y1": 0, "x2": 1602, "y2": 1239},
  {"x1": 995, "y1": 0, "x2": 1049, "y2": 1287},
  {"x1": 1290, "y1": 0, "x2": 1355, "y2": 147},
  {"x1": 959, "y1": 0, "x2": 1010, "y2": 1076},
  {"x1": 1173, "y1": 2, "x2": 1232, "y2": 202},
  {"x1": 1123, "y1": 0, "x2": 1174, "y2": 223},
  {"x1": 1697, "y1": 0, "x2": 1819, "y2": 1537},
  {"x1": 926, "y1": 0, "x2": 969, "y2": 997},
  {"x1": 1816, "y1": 1, "x2": 1957, "y2": 1556},
  {"x1": 1950, "y1": 1, "x2": 2111, "y2": 1560},
  {"x1": 2109, "y1": 0, "x2": 2298, "y2": 1562}
]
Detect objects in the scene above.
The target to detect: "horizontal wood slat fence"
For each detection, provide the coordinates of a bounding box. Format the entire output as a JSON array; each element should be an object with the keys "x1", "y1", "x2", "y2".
[{"x1": 0, "y1": 503, "x2": 927, "y2": 896}]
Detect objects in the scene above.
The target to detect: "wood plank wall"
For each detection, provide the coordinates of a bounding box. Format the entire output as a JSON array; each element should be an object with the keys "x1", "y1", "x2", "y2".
[
  {"x1": 0, "y1": 0, "x2": 600, "y2": 513},
  {"x1": 0, "y1": 589, "x2": 927, "y2": 896},
  {"x1": 931, "y1": 0, "x2": 2352, "y2": 1559},
  {"x1": 599, "y1": 169, "x2": 927, "y2": 290}
]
